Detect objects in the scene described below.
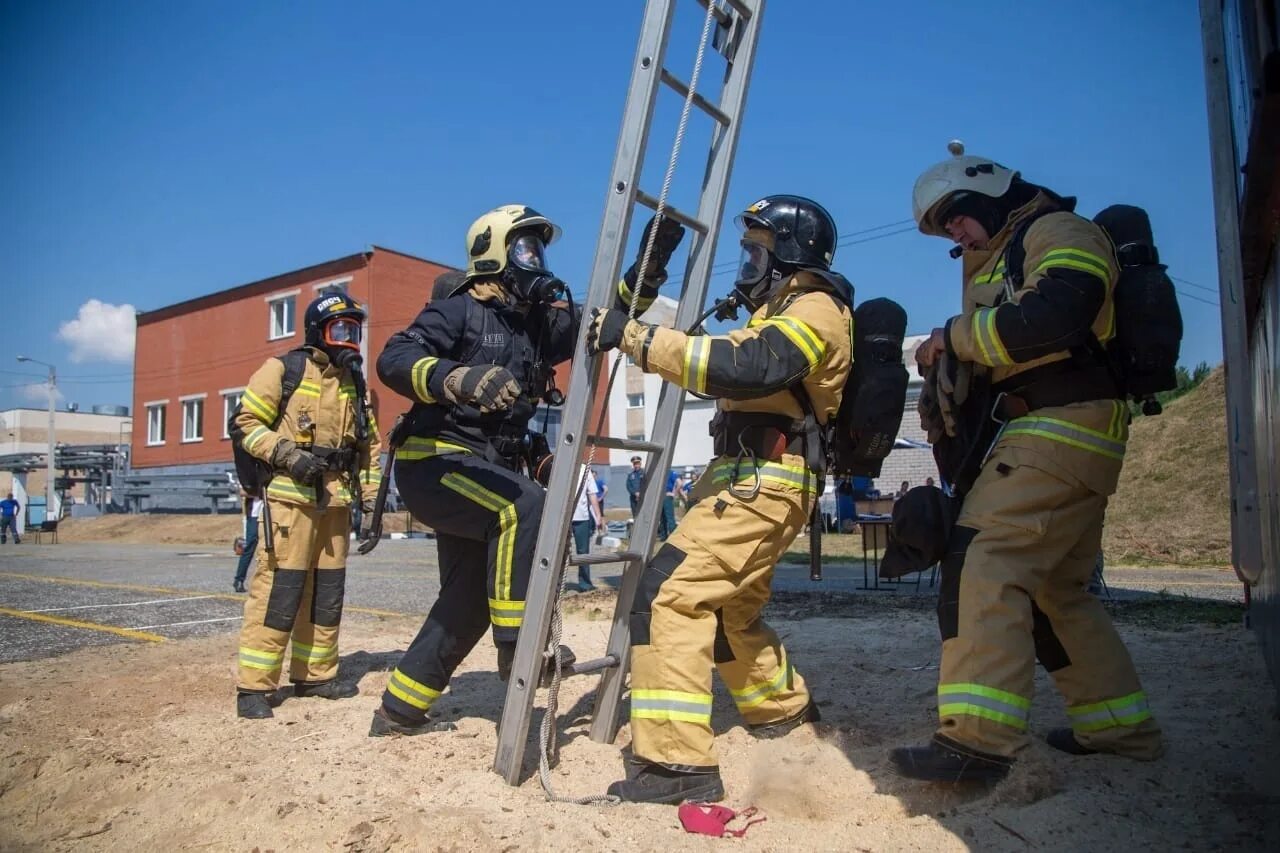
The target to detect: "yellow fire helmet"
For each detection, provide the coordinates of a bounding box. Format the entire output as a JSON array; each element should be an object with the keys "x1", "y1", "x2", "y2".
[{"x1": 464, "y1": 204, "x2": 562, "y2": 282}]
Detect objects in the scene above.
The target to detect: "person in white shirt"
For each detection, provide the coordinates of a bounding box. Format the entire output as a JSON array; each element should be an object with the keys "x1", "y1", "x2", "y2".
[
  {"x1": 570, "y1": 464, "x2": 604, "y2": 592},
  {"x1": 233, "y1": 492, "x2": 264, "y2": 593}
]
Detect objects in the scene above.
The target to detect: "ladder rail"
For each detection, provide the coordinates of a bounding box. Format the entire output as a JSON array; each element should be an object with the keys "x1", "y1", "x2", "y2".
[
  {"x1": 588, "y1": 0, "x2": 766, "y2": 744},
  {"x1": 492, "y1": 0, "x2": 678, "y2": 786}
]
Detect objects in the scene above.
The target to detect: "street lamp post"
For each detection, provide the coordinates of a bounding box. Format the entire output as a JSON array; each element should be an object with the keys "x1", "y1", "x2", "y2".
[{"x1": 16, "y1": 357, "x2": 56, "y2": 518}]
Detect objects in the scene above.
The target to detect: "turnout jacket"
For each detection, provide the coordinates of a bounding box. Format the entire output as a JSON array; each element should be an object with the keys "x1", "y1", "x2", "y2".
[
  {"x1": 944, "y1": 192, "x2": 1128, "y2": 495},
  {"x1": 617, "y1": 271, "x2": 853, "y2": 491},
  {"x1": 377, "y1": 282, "x2": 578, "y2": 459},
  {"x1": 236, "y1": 347, "x2": 382, "y2": 509}
]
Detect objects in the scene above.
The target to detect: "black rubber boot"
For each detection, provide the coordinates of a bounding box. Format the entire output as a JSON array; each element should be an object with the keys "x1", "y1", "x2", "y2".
[
  {"x1": 606, "y1": 760, "x2": 725, "y2": 805},
  {"x1": 293, "y1": 680, "x2": 358, "y2": 700},
  {"x1": 748, "y1": 700, "x2": 821, "y2": 739},
  {"x1": 237, "y1": 692, "x2": 273, "y2": 719},
  {"x1": 1046, "y1": 727, "x2": 1098, "y2": 755},
  {"x1": 496, "y1": 643, "x2": 577, "y2": 688},
  {"x1": 233, "y1": 580, "x2": 247, "y2": 593},
  {"x1": 368, "y1": 706, "x2": 457, "y2": 737},
  {"x1": 890, "y1": 735, "x2": 1012, "y2": 783}
]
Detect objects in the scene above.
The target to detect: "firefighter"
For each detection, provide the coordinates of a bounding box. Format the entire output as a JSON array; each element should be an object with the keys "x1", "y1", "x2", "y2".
[
  {"x1": 893, "y1": 147, "x2": 1163, "y2": 781},
  {"x1": 587, "y1": 195, "x2": 853, "y2": 805},
  {"x1": 233, "y1": 291, "x2": 382, "y2": 719},
  {"x1": 370, "y1": 205, "x2": 683, "y2": 736}
]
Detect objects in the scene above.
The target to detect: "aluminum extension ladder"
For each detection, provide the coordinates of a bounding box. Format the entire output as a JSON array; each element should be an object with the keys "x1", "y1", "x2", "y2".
[{"x1": 493, "y1": 0, "x2": 766, "y2": 786}]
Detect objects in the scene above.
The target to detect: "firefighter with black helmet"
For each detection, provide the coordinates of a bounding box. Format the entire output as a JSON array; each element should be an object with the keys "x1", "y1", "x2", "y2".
[
  {"x1": 370, "y1": 205, "x2": 684, "y2": 736},
  {"x1": 232, "y1": 289, "x2": 382, "y2": 719},
  {"x1": 891, "y1": 145, "x2": 1163, "y2": 782},
  {"x1": 586, "y1": 195, "x2": 853, "y2": 804}
]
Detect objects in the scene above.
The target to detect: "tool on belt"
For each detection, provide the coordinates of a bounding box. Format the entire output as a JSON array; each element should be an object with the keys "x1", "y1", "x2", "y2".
[{"x1": 357, "y1": 413, "x2": 408, "y2": 556}]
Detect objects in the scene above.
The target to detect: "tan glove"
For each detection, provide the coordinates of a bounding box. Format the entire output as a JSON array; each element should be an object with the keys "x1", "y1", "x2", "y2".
[
  {"x1": 917, "y1": 366, "x2": 946, "y2": 445},
  {"x1": 271, "y1": 438, "x2": 326, "y2": 485},
  {"x1": 936, "y1": 353, "x2": 975, "y2": 439},
  {"x1": 442, "y1": 365, "x2": 521, "y2": 414},
  {"x1": 361, "y1": 495, "x2": 378, "y2": 515}
]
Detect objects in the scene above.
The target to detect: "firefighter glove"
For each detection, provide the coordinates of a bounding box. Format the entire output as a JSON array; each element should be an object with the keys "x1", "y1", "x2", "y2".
[
  {"x1": 443, "y1": 365, "x2": 522, "y2": 414},
  {"x1": 586, "y1": 307, "x2": 632, "y2": 355},
  {"x1": 272, "y1": 439, "x2": 327, "y2": 485},
  {"x1": 361, "y1": 496, "x2": 378, "y2": 515},
  {"x1": 623, "y1": 215, "x2": 686, "y2": 288},
  {"x1": 918, "y1": 367, "x2": 946, "y2": 445}
]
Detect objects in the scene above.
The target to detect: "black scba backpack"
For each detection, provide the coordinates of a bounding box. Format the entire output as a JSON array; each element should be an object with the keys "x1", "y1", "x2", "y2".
[
  {"x1": 1007, "y1": 204, "x2": 1183, "y2": 415},
  {"x1": 825, "y1": 297, "x2": 911, "y2": 478},
  {"x1": 228, "y1": 349, "x2": 310, "y2": 498}
]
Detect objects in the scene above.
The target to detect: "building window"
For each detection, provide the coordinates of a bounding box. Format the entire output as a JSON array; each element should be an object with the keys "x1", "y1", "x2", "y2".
[
  {"x1": 221, "y1": 390, "x2": 243, "y2": 438},
  {"x1": 146, "y1": 403, "x2": 166, "y2": 446},
  {"x1": 314, "y1": 278, "x2": 351, "y2": 294},
  {"x1": 182, "y1": 397, "x2": 205, "y2": 443},
  {"x1": 627, "y1": 393, "x2": 644, "y2": 408},
  {"x1": 268, "y1": 294, "x2": 296, "y2": 340}
]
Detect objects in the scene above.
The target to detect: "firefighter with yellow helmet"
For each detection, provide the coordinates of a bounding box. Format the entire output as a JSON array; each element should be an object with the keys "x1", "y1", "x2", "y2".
[
  {"x1": 587, "y1": 195, "x2": 853, "y2": 804},
  {"x1": 892, "y1": 145, "x2": 1163, "y2": 781},
  {"x1": 370, "y1": 204, "x2": 683, "y2": 736},
  {"x1": 232, "y1": 290, "x2": 382, "y2": 719}
]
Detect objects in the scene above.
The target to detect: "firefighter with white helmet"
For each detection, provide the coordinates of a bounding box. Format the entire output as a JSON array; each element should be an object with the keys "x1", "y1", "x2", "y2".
[{"x1": 892, "y1": 144, "x2": 1163, "y2": 782}]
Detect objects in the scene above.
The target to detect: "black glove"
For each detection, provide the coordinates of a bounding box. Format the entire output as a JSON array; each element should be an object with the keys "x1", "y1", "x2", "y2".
[
  {"x1": 272, "y1": 439, "x2": 327, "y2": 485},
  {"x1": 623, "y1": 215, "x2": 686, "y2": 288},
  {"x1": 585, "y1": 308, "x2": 631, "y2": 356},
  {"x1": 442, "y1": 365, "x2": 521, "y2": 414}
]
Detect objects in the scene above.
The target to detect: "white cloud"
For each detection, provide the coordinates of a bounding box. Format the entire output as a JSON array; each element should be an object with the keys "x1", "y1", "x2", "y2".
[
  {"x1": 57, "y1": 300, "x2": 137, "y2": 364},
  {"x1": 19, "y1": 383, "x2": 63, "y2": 405}
]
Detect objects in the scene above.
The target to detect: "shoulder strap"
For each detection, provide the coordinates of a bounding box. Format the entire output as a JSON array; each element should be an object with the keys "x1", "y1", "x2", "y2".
[{"x1": 274, "y1": 349, "x2": 310, "y2": 429}]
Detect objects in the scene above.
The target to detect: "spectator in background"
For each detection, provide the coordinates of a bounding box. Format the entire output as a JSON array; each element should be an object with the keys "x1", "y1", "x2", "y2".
[
  {"x1": 232, "y1": 491, "x2": 263, "y2": 593},
  {"x1": 625, "y1": 456, "x2": 645, "y2": 519},
  {"x1": 925, "y1": 476, "x2": 935, "y2": 488},
  {"x1": 657, "y1": 468, "x2": 684, "y2": 540},
  {"x1": 0, "y1": 492, "x2": 21, "y2": 545},
  {"x1": 895, "y1": 480, "x2": 911, "y2": 500},
  {"x1": 570, "y1": 464, "x2": 605, "y2": 592},
  {"x1": 595, "y1": 470, "x2": 608, "y2": 506}
]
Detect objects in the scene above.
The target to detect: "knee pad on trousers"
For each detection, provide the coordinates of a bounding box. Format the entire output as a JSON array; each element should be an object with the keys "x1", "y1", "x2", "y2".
[
  {"x1": 311, "y1": 568, "x2": 347, "y2": 628},
  {"x1": 1031, "y1": 604, "x2": 1072, "y2": 672},
  {"x1": 630, "y1": 543, "x2": 686, "y2": 646},
  {"x1": 265, "y1": 568, "x2": 307, "y2": 632},
  {"x1": 937, "y1": 526, "x2": 978, "y2": 642}
]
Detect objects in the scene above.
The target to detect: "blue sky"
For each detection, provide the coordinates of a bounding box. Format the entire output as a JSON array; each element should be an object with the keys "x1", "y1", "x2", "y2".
[{"x1": 0, "y1": 0, "x2": 1222, "y2": 412}]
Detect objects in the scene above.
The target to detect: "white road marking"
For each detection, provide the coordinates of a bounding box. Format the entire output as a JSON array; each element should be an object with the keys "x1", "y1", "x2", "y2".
[
  {"x1": 25, "y1": 595, "x2": 220, "y2": 614},
  {"x1": 131, "y1": 616, "x2": 243, "y2": 630}
]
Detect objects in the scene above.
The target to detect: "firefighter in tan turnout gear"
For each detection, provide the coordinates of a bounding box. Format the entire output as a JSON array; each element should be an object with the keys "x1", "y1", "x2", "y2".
[
  {"x1": 587, "y1": 196, "x2": 853, "y2": 804},
  {"x1": 892, "y1": 148, "x2": 1163, "y2": 781},
  {"x1": 232, "y1": 291, "x2": 382, "y2": 719}
]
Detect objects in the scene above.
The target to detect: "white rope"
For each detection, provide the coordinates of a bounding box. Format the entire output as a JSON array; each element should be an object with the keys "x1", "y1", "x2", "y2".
[{"x1": 536, "y1": 0, "x2": 722, "y2": 806}]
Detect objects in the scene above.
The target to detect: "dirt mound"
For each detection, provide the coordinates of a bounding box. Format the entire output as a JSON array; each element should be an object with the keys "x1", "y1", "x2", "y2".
[
  {"x1": 58, "y1": 514, "x2": 242, "y2": 545},
  {"x1": 1104, "y1": 368, "x2": 1231, "y2": 566}
]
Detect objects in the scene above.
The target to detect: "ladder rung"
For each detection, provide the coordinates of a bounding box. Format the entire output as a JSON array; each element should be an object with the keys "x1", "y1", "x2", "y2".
[
  {"x1": 659, "y1": 68, "x2": 730, "y2": 126},
  {"x1": 568, "y1": 550, "x2": 644, "y2": 566},
  {"x1": 634, "y1": 191, "x2": 709, "y2": 234},
  {"x1": 567, "y1": 655, "x2": 620, "y2": 677},
  {"x1": 589, "y1": 435, "x2": 665, "y2": 454},
  {"x1": 696, "y1": 0, "x2": 748, "y2": 24}
]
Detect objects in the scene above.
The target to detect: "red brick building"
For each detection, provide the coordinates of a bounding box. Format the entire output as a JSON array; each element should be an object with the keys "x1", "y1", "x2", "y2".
[{"x1": 131, "y1": 247, "x2": 601, "y2": 470}]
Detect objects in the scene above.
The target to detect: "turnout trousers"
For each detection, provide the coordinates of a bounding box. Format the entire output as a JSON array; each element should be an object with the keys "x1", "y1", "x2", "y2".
[
  {"x1": 629, "y1": 457, "x2": 816, "y2": 770},
  {"x1": 936, "y1": 443, "x2": 1163, "y2": 759},
  {"x1": 381, "y1": 452, "x2": 542, "y2": 723},
  {"x1": 237, "y1": 500, "x2": 351, "y2": 692}
]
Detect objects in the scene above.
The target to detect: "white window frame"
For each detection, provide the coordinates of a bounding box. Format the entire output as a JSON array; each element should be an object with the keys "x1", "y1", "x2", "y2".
[
  {"x1": 265, "y1": 289, "x2": 300, "y2": 341},
  {"x1": 220, "y1": 387, "x2": 245, "y2": 439},
  {"x1": 144, "y1": 400, "x2": 168, "y2": 447},
  {"x1": 626, "y1": 392, "x2": 645, "y2": 408},
  {"x1": 180, "y1": 393, "x2": 207, "y2": 444},
  {"x1": 312, "y1": 276, "x2": 352, "y2": 293}
]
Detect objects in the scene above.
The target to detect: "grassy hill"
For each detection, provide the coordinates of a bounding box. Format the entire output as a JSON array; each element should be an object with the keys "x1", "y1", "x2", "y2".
[{"x1": 1103, "y1": 367, "x2": 1231, "y2": 566}]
